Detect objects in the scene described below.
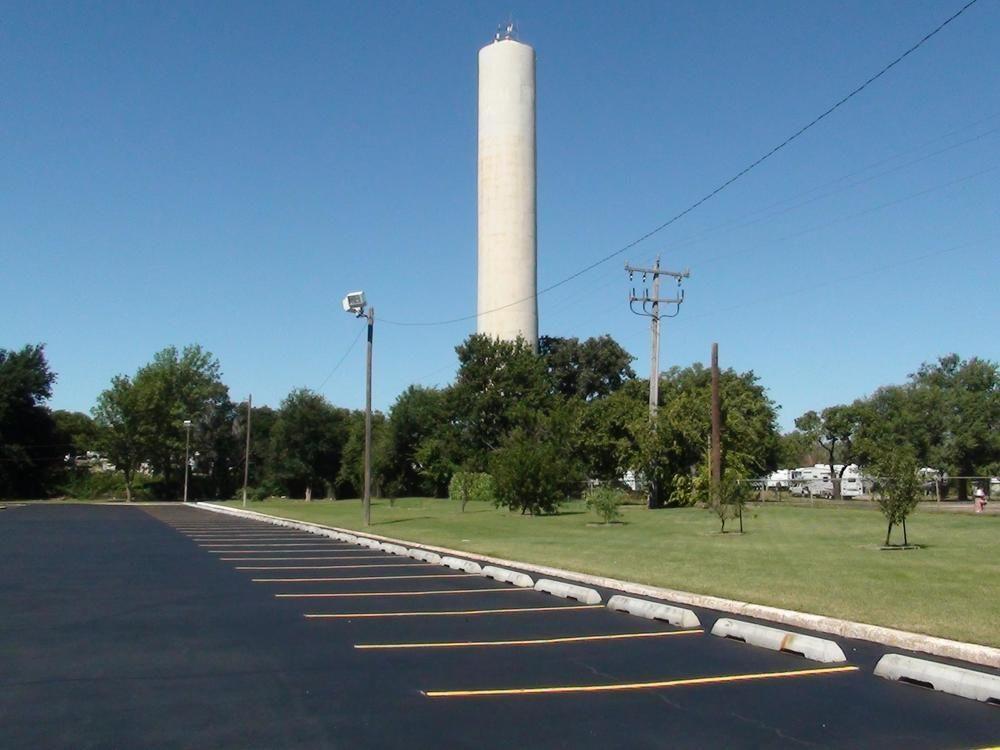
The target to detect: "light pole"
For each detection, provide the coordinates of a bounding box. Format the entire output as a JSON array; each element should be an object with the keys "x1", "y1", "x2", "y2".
[
  {"x1": 182, "y1": 419, "x2": 192, "y2": 503},
  {"x1": 343, "y1": 291, "x2": 373, "y2": 526}
]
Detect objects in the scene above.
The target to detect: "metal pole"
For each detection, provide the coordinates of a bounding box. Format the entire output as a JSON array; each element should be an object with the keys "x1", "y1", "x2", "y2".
[
  {"x1": 183, "y1": 423, "x2": 191, "y2": 503},
  {"x1": 649, "y1": 256, "x2": 661, "y2": 420},
  {"x1": 242, "y1": 394, "x2": 252, "y2": 508},
  {"x1": 711, "y1": 343, "x2": 721, "y2": 506},
  {"x1": 363, "y1": 307, "x2": 374, "y2": 527}
]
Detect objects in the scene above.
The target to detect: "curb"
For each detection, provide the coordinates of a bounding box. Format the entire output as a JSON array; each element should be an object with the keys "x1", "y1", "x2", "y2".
[{"x1": 194, "y1": 502, "x2": 1000, "y2": 670}]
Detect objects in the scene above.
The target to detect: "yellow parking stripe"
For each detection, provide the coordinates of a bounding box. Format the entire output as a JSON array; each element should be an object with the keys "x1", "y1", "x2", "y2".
[
  {"x1": 252, "y1": 574, "x2": 477, "y2": 583},
  {"x1": 355, "y1": 629, "x2": 703, "y2": 650},
  {"x1": 235, "y1": 563, "x2": 432, "y2": 571},
  {"x1": 305, "y1": 605, "x2": 603, "y2": 619},
  {"x1": 276, "y1": 588, "x2": 530, "y2": 599},
  {"x1": 220, "y1": 556, "x2": 386, "y2": 561},
  {"x1": 423, "y1": 665, "x2": 860, "y2": 698}
]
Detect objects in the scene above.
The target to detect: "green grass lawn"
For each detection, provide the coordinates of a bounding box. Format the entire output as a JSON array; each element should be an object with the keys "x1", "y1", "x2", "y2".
[{"x1": 216, "y1": 497, "x2": 1000, "y2": 647}]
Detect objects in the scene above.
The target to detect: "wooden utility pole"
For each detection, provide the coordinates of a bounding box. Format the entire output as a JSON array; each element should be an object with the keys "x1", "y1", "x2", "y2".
[
  {"x1": 625, "y1": 257, "x2": 690, "y2": 508},
  {"x1": 711, "y1": 344, "x2": 721, "y2": 505},
  {"x1": 363, "y1": 306, "x2": 374, "y2": 527},
  {"x1": 241, "y1": 394, "x2": 252, "y2": 508}
]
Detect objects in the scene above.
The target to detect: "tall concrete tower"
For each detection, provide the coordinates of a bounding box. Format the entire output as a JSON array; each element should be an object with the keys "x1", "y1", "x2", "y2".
[{"x1": 477, "y1": 25, "x2": 538, "y2": 351}]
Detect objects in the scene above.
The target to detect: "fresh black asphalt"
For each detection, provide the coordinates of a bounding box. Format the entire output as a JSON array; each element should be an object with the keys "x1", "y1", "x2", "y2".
[{"x1": 0, "y1": 504, "x2": 996, "y2": 749}]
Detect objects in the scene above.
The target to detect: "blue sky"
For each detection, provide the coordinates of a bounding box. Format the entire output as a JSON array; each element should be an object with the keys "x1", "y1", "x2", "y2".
[{"x1": 3, "y1": 0, "x2": 998, "y2": 431}]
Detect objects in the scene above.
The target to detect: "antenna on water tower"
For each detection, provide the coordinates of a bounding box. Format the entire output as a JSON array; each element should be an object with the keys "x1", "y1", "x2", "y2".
[{"x1": 495, "y1": 18, "x2": 517, "y2": 41}]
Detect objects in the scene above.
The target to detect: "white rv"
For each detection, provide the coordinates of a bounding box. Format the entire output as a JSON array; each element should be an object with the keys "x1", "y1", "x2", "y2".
[{"x1": 789, "y1": 464, "x2": 864, "y2": 498}]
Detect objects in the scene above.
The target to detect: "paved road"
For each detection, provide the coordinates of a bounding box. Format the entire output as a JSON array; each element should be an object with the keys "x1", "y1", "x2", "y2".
[{"x1": 1, "y1": 504, "x2": 996, "y2": 749}]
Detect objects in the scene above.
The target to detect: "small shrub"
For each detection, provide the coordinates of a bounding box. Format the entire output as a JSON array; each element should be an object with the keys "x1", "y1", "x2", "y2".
[
  {"x1": 448, "y1": 471, "x2": 494, "y2": 512},
  {"x1": 61, "y1": 471, "x2": 153, "y2": 501},
  {"x1": 585, "y1": 485, "x2": 626, "y2": 524}
]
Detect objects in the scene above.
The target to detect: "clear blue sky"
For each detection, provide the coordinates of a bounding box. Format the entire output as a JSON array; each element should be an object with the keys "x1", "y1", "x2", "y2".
[{"x1": 3, "y1": 1, "x2": 998, "y2": 431}]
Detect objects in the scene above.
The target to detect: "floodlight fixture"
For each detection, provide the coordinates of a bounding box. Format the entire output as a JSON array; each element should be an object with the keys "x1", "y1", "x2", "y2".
[{"x1": 342, "y1": 291, "x2": 367, "y2": 316}]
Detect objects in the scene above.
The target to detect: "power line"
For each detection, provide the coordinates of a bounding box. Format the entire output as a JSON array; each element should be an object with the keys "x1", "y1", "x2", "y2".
[
  {"x1": 378, "y1": 0, "x2": 983, "y2": 328},
  {"x1": 316, "y1": 327, "x2": 365, "y2": 392},
  {"x1": 681, "y1": 237, "x2": 987, "y2": 321}
]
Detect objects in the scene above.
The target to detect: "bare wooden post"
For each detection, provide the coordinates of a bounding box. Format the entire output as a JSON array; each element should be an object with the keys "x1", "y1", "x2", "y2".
[{"x1": 241, "y1": 394, "x2": 252, "y2": 508}]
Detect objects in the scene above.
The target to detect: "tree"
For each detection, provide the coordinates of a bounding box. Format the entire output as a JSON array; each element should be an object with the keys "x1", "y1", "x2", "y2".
[
  {"x1": 777, "y1": 429, "x2": 821, "y2": 469},
  {"x1": 490, "y1": 402, "x2": 582, "y2": 515},
  {"x1": 854, "y1": 355, "x2": 1000, "y2": 501},
  {"x1": 655, "y1": 363, "x2": 779, "y2": 505},
  {"x1": 794, "y1": 403, "x2": 863, "y2": 499},
  {"x1": 0, "y1": 344, "x2": 60, "y2": 498},
  {"x1": 233, "y1": 403, "x2": 278, "y2": 495},
  {"x1": 336, "y1": 409, "x2": 389, "y2": 499},
  {"x1": 540, "y1": 335, "x2": 636, "y2": 400},
  {"x1": 577, "y1": 380, "x2": 648, "y2": 482},
  {"x1": 871, "y1": 450, "x2": 921, "y2": 546},
  {"x1": 584, "y1": 485, "x2": 626, "y2": 524},
  {"x1": 92, "y1": 375, "x2": 145, "y2": 502},
  {"x1": 909, "y1": 355, "x2": 1000, "y2": 501},
  {"x1": 448, "y1": 471, "x2": 494, "y2": 512},
  {"x1": 382, "y1": 385, "x2": 449, "y2": 497},
  {"x1": 131, "y1": 345, "x2": 233, "y2": 497},
  {"x1": 52, "y1": 410, "x2": 98, "y2": 460},
  {"x1": 271, "y1": 389, "x2": 349, "y2": 500},
  {"x1": 448, "y1": 334, "x2": 554, "y2": 468}
]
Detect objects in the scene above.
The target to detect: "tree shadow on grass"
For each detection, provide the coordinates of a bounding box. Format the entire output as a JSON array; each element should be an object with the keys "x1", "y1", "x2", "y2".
[{"x1": 372, "y1": 516, "x2": 434, "y2": 526}]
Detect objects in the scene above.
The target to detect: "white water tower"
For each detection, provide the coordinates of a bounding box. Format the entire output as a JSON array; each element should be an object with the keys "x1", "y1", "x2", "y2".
[{"x1": 477, "y1": 24, "x2": 538, "y2": 351}]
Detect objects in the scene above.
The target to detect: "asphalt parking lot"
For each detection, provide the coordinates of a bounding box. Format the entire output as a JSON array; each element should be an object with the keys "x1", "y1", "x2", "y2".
[{"x1": 1, "y1": 504, "x2": 997, "y2": 749}]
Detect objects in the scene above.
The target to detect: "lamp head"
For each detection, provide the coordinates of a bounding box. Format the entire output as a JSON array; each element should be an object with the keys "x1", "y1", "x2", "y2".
[{"x1": 342, "y1": 290, "x2": 367, "y2": 315}]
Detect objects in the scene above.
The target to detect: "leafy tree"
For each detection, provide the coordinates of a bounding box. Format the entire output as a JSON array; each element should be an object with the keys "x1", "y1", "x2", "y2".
[
  {"x1": 131, "y1": 345, "x2": 232, "y2": 496},
  {"x1": 92, "y1": 375, "x2": 146, "y2": 502},
  {"x1": 540, "y1": 335, "x2": 636, "y2": 400},
  {"x1": 271, "y1": 389, "x2": 349, "y2": 500},
  {"x1": 794, "y1": 403, "x2": 863, "y2": 499},
  {"x1": 52, "y1": 410, "x2": 98, "y2": 460},
  {"x1": 448, "y1": 334, "x2": 554, "y2": 468},
  {"x1": 490, "y1": 405, "x2": 582, "y2": 515},
  {"x1": 336, "y1": 409, "x2": 390, "y2": 499},
  {"x1": 871, "y1": 450, "x2": 921, "y2": 546},
  {"x1": 448, "y1": 471, "x2": 494, "y2": 511},
  {"x1": 584, "y1": 485, "x2": 626, "y2": 524},
  {"x1": 0, "y1": 344, "x2": 61, "y2": 498},
  {"x1": 382, "y1": 385, "x2": 449, "y2": 496},
  {"x1": 653, "y1": 364, "x2": 779, "y2": 505},
  {"x1": 233, "y1": 403, "x2": 278, "y2": 493},
  {"x1": 855, "y1": 355, "x2": 1000, "y2": 501},
  {"x1": 777, "y1": 429, "x2": 821, "y2": 469},
  {"x1": 909, "y1": 355, "x2": 999, "y2": 500},
  {"x1": 577, "y1": 380, "x2": 648, "y2": 482}
]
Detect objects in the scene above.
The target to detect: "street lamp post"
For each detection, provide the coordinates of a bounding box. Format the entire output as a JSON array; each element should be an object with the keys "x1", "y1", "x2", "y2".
[
  {"x1": 183, "y1": 419, "x2": 192, "y2": 503},
  {"x1": 343, "y1": 291, "x2": 373, "y2": 526}
]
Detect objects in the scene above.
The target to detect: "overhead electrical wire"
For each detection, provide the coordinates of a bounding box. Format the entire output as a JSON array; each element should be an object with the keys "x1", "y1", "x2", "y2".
[
  {"x1": 378, "y1": 0, "x2": 983, "y2": 328},
  {"x1": 315, "y1": 327, "x2": 365, "y2": 391},
  {"x1": 681, "y1": 236, "x2": 988, "y2": 321}
]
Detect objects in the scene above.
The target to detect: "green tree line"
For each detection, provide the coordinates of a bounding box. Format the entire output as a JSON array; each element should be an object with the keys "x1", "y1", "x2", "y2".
[{"x1": 2, "y1": 341, "x2": 996, "y2": 511}]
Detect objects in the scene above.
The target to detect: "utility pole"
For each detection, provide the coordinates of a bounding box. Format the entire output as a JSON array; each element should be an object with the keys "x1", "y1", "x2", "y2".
[
  {"x1": 626, "y1": 257, "x2": 690, "y2": 508},
  {"x1": 242, "y1": 394, "x2": 252, "y2": 508},
  {"x1": 363, "y1": 306, "x2": 374, "y2": 527},
  {"x1": 711, "y1": 343, "x2": 721, "y2": 505}
]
